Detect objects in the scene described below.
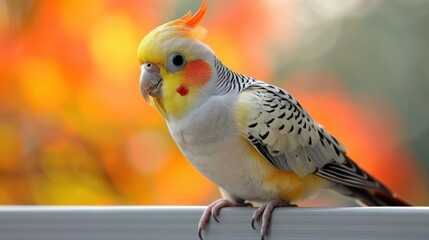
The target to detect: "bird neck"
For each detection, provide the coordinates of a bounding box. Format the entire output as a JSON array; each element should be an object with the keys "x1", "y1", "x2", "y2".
[{"x1": 213, "y1": 57, "x2": 256, "y2": 95}]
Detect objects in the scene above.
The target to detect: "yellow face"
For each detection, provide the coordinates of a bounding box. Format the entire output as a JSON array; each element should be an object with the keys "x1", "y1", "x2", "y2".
[{"x1": 138, "y1": 0, "x2": 213, "y2": 118}]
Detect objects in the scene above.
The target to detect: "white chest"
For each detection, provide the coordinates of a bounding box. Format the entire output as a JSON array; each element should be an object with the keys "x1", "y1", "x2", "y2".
[
  {"x1": 166, "y1": 96, "x2": 270, "y2": 201},
  {"x1": 167, "y1": 96, "x2": 240, "y2": 170}
]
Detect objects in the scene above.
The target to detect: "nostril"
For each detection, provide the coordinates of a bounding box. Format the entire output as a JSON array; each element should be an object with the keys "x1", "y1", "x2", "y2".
[{"x1": 144, "y1": 62, "x2": 159, "y2": 73}]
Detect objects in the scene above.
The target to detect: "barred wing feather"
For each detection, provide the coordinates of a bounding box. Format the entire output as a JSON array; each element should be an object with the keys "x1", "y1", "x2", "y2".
[{"x1": 239, "y1": 82, "x2": 387, "y2": 191}]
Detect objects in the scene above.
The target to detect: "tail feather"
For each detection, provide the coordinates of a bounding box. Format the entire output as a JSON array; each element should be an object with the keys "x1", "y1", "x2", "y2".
[
  {"x1": 322, "y1": 155, "x2": 411, "y2": 206},
  {"x1": 372, "y1": 191, "x2": 410, "y2": 206},
  {"x1": 345, "y1": 186, "x2": 410, "y2": 206}
]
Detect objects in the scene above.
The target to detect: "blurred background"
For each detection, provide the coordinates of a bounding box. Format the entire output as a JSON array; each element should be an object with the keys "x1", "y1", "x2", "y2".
[{"x1": 0, "y1": 0, "x2": 428, "y2": 206}]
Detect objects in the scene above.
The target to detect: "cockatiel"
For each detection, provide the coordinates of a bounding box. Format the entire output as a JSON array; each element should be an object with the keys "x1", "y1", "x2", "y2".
[{"x1": 138, "y1": 0, "x2": 409, "y2": 239}]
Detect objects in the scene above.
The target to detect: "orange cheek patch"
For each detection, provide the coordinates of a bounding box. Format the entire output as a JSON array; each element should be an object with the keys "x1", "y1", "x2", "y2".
[{"x1": 183, "y1": 60, "x2": 212, "y2": 86}]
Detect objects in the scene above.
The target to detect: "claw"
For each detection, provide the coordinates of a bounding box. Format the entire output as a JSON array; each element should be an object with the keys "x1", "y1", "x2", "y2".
[
  {"x1": 198, "y1": 227, "x2": 203, "y2": 240},
  {"x1": 251, "y1": 218, "x2": 257, "y2": 230},
  {"x1": 198, "y1": 199, "x2": 251, "y2": 239},
  {"x1": 212, "y1": 212, "x2": 220, "y2": 223},
  {"x1": 251, "y1": 200, "x2": 297, "y2": 239}
]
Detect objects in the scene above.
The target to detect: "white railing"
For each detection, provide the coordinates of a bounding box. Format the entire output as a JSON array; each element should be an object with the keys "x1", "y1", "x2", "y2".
[{"x1": 0, "y1": 206, "x2": 428, "y2": 239}]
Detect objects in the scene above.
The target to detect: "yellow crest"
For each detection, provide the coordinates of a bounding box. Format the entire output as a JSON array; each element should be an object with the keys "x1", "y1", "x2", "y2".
[{"x1": 165, "y1": 0, "x2": 207, "y2": 41}]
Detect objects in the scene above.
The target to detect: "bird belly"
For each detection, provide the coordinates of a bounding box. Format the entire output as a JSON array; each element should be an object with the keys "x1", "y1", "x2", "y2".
[{"x1": 186, "y1": 135, "x2": 273, "y2": 202}]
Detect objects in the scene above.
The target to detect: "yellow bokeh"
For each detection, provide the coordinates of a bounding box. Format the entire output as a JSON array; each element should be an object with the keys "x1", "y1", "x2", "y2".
[
  {"x1": 89, "y1": 12, "x2": 140, "y2": 81},
  {"x1": 19, "y1": 58, "x2": 70, "y2": 113}
]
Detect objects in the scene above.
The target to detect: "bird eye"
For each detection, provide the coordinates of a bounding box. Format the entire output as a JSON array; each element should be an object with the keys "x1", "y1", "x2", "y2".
[{"x1": 167, "y1": 52, "x2": 186, "y2": 72}]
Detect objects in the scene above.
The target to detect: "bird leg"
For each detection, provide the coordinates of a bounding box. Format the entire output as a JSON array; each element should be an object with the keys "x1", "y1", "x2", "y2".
[
  {"x1": 198, "y1": 198, "x2": 252, "y2": 240},
  {"x1": 251, "y1": 199, "x2": 297, "y2": 240}
]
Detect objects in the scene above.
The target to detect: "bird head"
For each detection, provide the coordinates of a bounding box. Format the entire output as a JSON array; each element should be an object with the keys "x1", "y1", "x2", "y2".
[{"x1": 138, "y1": 0, "x2": 214, "y2": 119}]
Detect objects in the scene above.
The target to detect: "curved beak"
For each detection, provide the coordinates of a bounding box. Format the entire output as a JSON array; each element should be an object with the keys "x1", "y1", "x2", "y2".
[{"x1": 140, "y1": 63, "x2": 162, "y2": 102}]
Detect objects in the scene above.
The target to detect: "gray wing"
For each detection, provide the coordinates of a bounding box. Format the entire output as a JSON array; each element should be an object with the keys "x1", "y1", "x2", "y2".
[{"x1": 239, "y1": 82, "x2": 385, "y2": 190}]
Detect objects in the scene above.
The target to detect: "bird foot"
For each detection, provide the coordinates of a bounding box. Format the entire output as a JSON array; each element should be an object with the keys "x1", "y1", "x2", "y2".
[
  {"x1": 198, "y1": 199, "x2": 252, "y2": 240},
  {"x1": 251, "y1": 199, "x2": 297, "y2": 240}
]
